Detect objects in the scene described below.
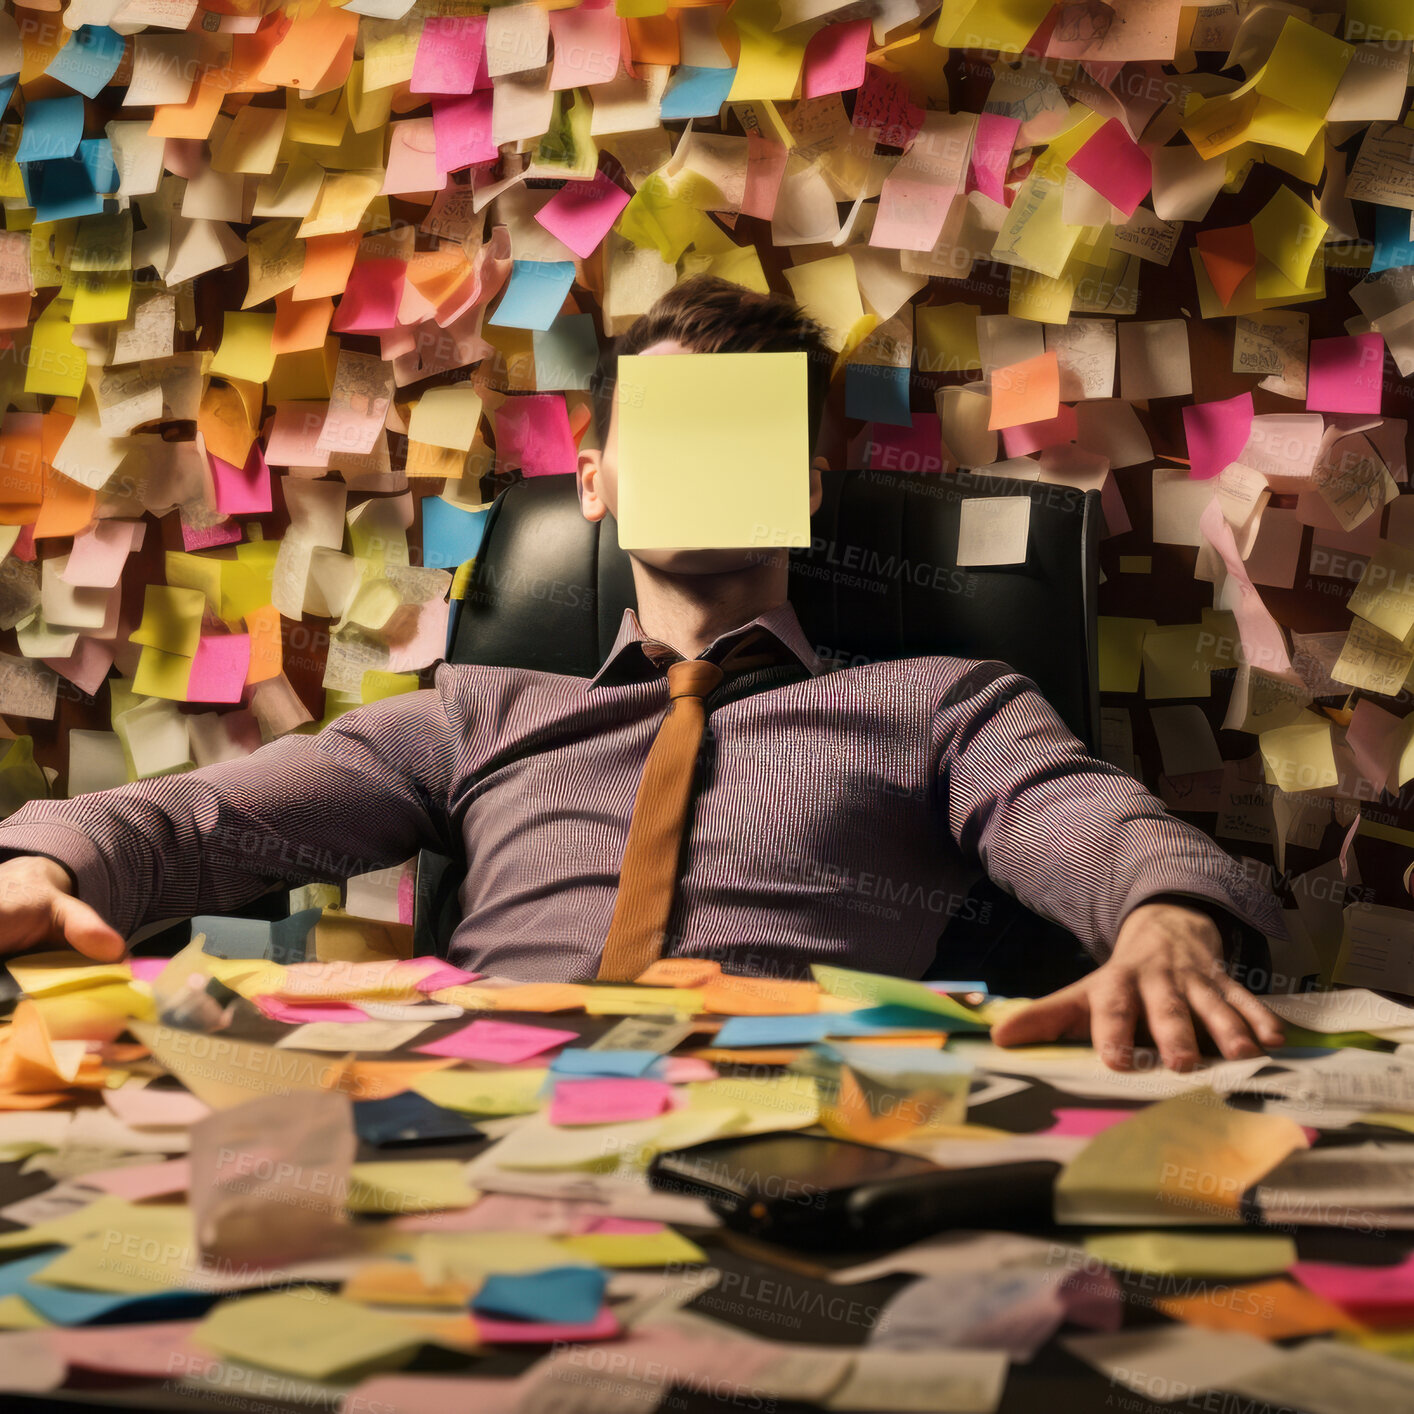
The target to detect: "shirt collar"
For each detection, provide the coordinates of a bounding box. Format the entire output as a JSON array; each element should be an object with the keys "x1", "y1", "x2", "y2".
[{"x1": 589, "y1": 602, "x2": 825, "y2": 688}]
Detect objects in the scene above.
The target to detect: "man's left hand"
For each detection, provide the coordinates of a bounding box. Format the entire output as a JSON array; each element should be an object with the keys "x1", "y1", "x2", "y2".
[{"x1": 988, "y1": 901, "x2": 1286, "y2": 1072}]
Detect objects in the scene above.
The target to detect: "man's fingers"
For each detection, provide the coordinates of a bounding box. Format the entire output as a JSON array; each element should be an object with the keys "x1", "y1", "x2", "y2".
[
  {"x1": 990, "y1": 983, "x2": 1090, "y2": 1048},
  {"x1": 1137, "y1": 968, "x2": 1200, "y2": 1071},
  {"x1": 1182, "y1": 974, "x2": 1263, "y2": 1060},
  {"x1": 1217, "y1": 982, "x2": 1286, "y2": 1050},
  {"x1": 1088, "y1": 973, "x2": 1142, "y2": 1071},
  {"x1": 51, "y1": 896, "x2": 126, "y2": 962}
]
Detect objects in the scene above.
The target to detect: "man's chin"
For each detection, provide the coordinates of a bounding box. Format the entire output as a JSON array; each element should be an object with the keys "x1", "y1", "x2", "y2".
[{"x1": 629, "y1": 547, "x2": 782, "y2": 576}]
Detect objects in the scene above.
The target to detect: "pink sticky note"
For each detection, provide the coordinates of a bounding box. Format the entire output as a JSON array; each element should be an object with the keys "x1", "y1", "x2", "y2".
[
  {"x1": 548, "y1": 1078, "x2": 674, "y2": 1127},
  {"x1": 411, "y1": 14, "x2": 488, "y2": 95},
  {"x1": 1043, "y1": 1108, "x2": 1137, "y2": 1138},
  {"x1": 1069, "y1": 118, "x2": 1152, "y2": 219},
  {"x1": 43, "y1": 635, "x2": 114, "y2": 696},
  {"x1": 740, "y1": 133, "x2": 788, "y2": 221},
  {"x1": 416, "y1": 1018, "x2": 579, "y2": 1064},
  {"x1": 570, "y1": 1216, "x2": 665, "y2": 1236},
  {"x1": 50, "y1": 1322, "x2": 216, "y2": 1378},
  {"x1": 62, "y1": 520, "x2": 143, "y2": 588},
  {"x1": 129, "y1": 957, "x2": 169, "y2": 983},
  {"x1": 182, "y1": 518, "x2": 243, "y2": 551},
  {"x1": 851, "y1": 63, "x2": 923, "y2": 147},
  {"x1": 802, "y1": 18, "x2": 870, "y2": 99},
  {"x1": 188, "y1": 634, "x2": 251, "y2": 705},
  {"x1": 534, "y1": 169, "x2": 631, "y2": 260},
  {"x1": 473, "y1": 1308, "x2": 620, "y2": 1344},
  {"x1": 864, "y1": 414, "x2": 946, "y2": 475},
  {"x1": 1306, "y1": 334, "x2": 1386, "y2": 414},
  {"x1": 1002, "y1": 405, "x2": 1079, "y2": 458},
  {"x1": 253, "y1": 996, "x2": 371, "y2": 1024},
  {"x1": 496, "y1": 394, "x2": 578, "y2": 476},
  {"x1": 382, "y1": 118, "x2": 441, "y2": 196},
  {"x1": 82, "y1": 1157, "x2": 191, "y2": 1201},
  {"x1": 210, "y1": 444, "x2": 271, "y2": 515},
  {"x1": 1181, "y1": 391, "x2": 1254, "y2": 480},
  {"x1": 651, "y1": 1055, "x2": 717, "y2": 1083},
  {"x1": 433, "y1": 91, "x2": 497, "y2": 175},
  {"x1": 264, "y1": 402, "x2": 332, "y2": 469},
  {"x1": 1291, "y1": 1253, "x2": 1414, "y2": 1310},
  {"x1": 402, "y1": 958, "x2": 483, "y2": 993},
  {"x1": 331, "y1": 259, "x2": 407, "y2": 335},
  {"x1": 968, "y1": 112, "x2": 1021, "y2": 204},
  {"x1": 105, "y1": 1087, "x2": 210, "y2": 1126},
  {"x1": 548, "y1": 0, "x2": 620, "y2": 90}
]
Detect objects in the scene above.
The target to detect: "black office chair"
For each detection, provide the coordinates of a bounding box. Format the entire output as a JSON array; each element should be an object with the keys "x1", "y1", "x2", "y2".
[{"x1": 415, "y1": 467, "x2": 1104, "y2": 995}]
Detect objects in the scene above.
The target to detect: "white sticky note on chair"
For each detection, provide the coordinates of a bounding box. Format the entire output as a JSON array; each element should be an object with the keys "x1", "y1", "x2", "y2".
[
  {"x1": 956, "y1": 497, "x2": 1030, "y2": 567},
  {"x1": 615, "y1": 351, "x2": 811, "y2": 551}
]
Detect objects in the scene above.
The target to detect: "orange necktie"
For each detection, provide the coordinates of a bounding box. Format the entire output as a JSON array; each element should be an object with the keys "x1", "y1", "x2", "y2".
[{"x1": 596, "y1": 657, "x2": 724, "y2": 982}]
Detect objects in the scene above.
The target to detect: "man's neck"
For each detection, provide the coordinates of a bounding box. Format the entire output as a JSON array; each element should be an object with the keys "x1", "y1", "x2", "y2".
[{"x1": 630, "y1": 557, "x2": 789, "y2": 661}]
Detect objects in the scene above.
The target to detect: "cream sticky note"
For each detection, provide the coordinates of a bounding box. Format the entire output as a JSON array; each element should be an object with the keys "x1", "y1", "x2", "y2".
[{"x1": 614, "y1": 351, "x2": 811, "y2": 551}]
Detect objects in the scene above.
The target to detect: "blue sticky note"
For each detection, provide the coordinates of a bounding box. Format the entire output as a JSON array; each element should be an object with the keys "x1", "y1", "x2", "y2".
[
  {"x1": 354, "y1": 1092, "x2": 483, "y2": 1147},
  {"x1": 846, "y1": 1004, "x2": 989, "y2": 1034},
  {"x1": 550, "y1": 1049, "x2": 659, "y2": 1078},
  {"x1": 532, "y1": 313, "x2": 599, "y2": 391},
  {"x1": 846, "y1": 365, "x2": 912, "y2": 426},
  {"x1": 16, "y1": 95, "x2": 85, "y2": 164},
  {"x1": 46, "y1": 27, "x2": 125, "y2": 100},
  {"x1": 661, "y1": 66, "x2": 737, "y2": 120},
  {"x1": 0, "y1": 75, "x2": 17, "y2": 117},
  {"x1": 0, "y1": 1251, "x2": 213, "y2": 1326},
  {"x1": 472, "y1": 1266, "x2": 607, "y2": 1325},
  {"x1": 713, "y1": 1015, "x2": 835, "y2": 1048},
  {"x1": 422, "y1": 497, "x2": 490, "y2": 570},
  {"x1": 488, "y1": 260, "x2": 576, "y2": 332},
  {"x1": 821, "y1": 1042, "x2": 975, "y2": 1077},
  {"x1": 29, "y1": 158, "x2": 102, "y2": 223},
  {"x1": 1373, "y1": 204, "x2": 1414, "y2": 274},
  {"x1": 80, "y1": 137, "x2": 116, "y2": 196}
]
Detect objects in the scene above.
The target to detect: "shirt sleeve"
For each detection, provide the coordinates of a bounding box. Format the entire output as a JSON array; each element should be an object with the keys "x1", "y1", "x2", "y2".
[
  {"x1": 934, "y1": 661, "x2": 1287, "y2": 964},
  {"x1": 0, "y1": 683, "x2": 462, "y2": 940}
]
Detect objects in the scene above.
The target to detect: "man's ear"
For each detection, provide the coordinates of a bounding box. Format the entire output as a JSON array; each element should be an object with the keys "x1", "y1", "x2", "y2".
[
  {"x1": 808, "y1": 455, "x2": 827, "y2": 516},
  {"x1": 578, "y1": 446, "x2": 608, "y2": 524}
]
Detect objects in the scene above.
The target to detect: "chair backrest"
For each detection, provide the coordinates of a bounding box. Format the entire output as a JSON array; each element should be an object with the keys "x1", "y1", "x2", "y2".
[{"x1": 448, "y1": 467, "x2": 1102, "y2": 745}]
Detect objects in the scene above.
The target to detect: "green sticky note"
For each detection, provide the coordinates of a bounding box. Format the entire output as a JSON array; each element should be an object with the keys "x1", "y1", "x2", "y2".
[
  {"x1": 810, "y1": 965, "x2": 989, "y2": 1030},
  {"x1": 615, "y1": 351, "x2": 811, "y2": 552},
  {"x1": 1085, "y1": 1232, "x2": 1296, "y2": 1279}
]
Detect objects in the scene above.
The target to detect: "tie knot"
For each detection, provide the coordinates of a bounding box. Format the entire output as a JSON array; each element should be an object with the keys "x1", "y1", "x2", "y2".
[{"x1": 667, "y1": 659, "x2": 723, "y2": 700}]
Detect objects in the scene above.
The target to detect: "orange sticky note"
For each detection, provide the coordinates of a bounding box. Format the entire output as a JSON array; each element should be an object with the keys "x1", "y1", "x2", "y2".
[
  {"x1": 258, "y1": 4, "x2": 360, "y2": 91},
  {"x1": 0, "y1": 293, "x2": 31, "y2": 330},
  {"x1": 273, "y1": 291, "x2": 334, "y2": 354},
  {"x1": 1195, "y1": 226, "x2": 1256, "y2": 308},
  {"x1": 625, "y1": 15, "x2": 680, "y2": 64},
  {"x1": 32, "y1": 472, "x2": 95, "y2": 540},
  {"x1": 199, "y1": 383, "x2": 258, "y2": 469},
  {"x1": 244, "y1": 603, "x2": 283, "y2": 684},
  {"x1": 150, "y1": 76, "x2": 225, "y2": 141},
  {"x1": 988, "y1": 351, "x2": 1061, "y2": 430},
  {"x1": 294, "y1": 233, "x2": 361, "y2": 302},
  {"x1": 1156, "y1": 1279, "x2": 1353, "y2": 1340}
]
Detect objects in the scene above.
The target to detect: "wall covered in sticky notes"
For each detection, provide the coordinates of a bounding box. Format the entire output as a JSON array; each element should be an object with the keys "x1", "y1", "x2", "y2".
[{"x1": 1, "y1": 2, "x2": 1414, "y2": 981}]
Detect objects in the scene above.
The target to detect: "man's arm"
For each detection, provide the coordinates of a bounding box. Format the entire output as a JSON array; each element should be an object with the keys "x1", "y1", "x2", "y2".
[
  {"x1": 0, "y1": 681, "x2": 463, "y2": 953},
  {"x1": 935, "y1": 662, "x2": 1286, "y2": 1070}
]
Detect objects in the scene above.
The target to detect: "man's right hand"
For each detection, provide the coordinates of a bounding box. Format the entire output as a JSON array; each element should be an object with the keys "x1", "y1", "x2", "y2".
[{"x1": 0, "y1": 856, "x2": 126, "y2": 962}]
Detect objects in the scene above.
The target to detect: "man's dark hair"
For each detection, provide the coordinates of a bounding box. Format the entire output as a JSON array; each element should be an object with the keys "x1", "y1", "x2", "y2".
[{"x1": 591, "y1": 274, "x2": 834, "y2": 453}]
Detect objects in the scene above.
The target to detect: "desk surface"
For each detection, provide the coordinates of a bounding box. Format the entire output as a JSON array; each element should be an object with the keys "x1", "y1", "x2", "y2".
[{"x1": 1, "y1": 956, "x2": 1413, "y2": 1414}]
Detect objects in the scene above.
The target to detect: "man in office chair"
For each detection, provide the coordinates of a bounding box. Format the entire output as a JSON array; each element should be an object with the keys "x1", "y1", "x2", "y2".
[{"x1": 0, "y1": 276, "x2": 1286, "y2": 1073}]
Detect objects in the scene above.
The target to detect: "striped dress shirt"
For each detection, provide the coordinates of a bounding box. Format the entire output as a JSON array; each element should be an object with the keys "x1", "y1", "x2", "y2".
[{"x1": 0, "y1": 603, "x2": 1285, "y2": 981}]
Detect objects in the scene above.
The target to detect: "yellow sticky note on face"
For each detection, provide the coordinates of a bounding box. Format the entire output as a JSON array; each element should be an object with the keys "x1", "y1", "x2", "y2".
[
  {"x1": 210, "y1": 311, "x2": 277, "y2": 383},
  {"x1": 195, "y1": 1291, "x2": 422, "y2": 1381},
  {"x1": 615, "y1": 351, "x2": 811, "y2": 552},
  {"x1": 131, "y1": 584, "x2": 207, "y2": 656}
]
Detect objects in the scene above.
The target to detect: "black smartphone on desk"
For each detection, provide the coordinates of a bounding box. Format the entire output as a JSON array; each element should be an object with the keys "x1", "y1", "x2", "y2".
[{"x1": 647, "y1": 1131, "x2": 1060, "y2": 1249}]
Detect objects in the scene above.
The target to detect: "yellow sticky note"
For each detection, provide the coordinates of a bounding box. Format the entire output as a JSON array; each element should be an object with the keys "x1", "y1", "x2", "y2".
[
  {"x1": 1250, "y1": 187, "x2": 1328, "y2": 289},
  {"x1": 1260, "y1": 717, "x2": 1339, "y2": 791},
  {"x1": 684, "y1": 1073, "x2": 820, "y2": 1133},
  {"x1": 210, "y1": 312, "x2": 277, "y2": 383},
  {"x1": 411, "y1": 1068, "x2": 549, "y2": 1116},
  {"x1": 195, "y1": 1291, "x2": 422, "y2": 1381},
  {"x1": 25, "y1": 304, "x2": 85, "y2": 398},
  {"x1": 934, "y1": 0, "x2": 1054, "y2": 53},
  {"x1": 346, "y1": 1162, "x2": 478, "y2": 1215},
  {"x1": 4, "y1": 951, "x2": 133, "y2": 997},
  {"x1": 615, "y1": 351, "x2": 811, "y2": 552},
  {"x1": 560, "y1": 1229, "x2": 708, "y2": 1268},
  {"x1": 0, "y1": 1296, "x2": 48, "y2": 1329},
  {"x1": 1142, "y1": 624, "x2": 1212, "y2": 700},
  {"x1": 1085, "y1": 1232, "x2": 1297, "y2": 1279},
  {"x1": 1349, "y1": 541, "x2": 1414, "y2": 641},
  {"x1": 726, "y1": 0, "x2": 808, "y2": 102},
  {"x1": 407, "y1": 386, "x2": 483, "y2": 453},
  {"x1": 130, "y1": 585, "x2": 207, "y2": 657},
  {"x1": 916, "y1": 304, "x2": 982, "y2": 374},
  {"x1": 581, "y1": 986, "x2": 704, "y2": 1016},
  {"x1": 1255, "y1": 16, "x2": 1353, "y2": 116},
  {"x1": 782, "y1": 255, "x2": 864, "y2": 354},
  {"x1": 133, "y1": 645, "x2": 195, "y2": 702},
  {"x1": 360, "y1": 671, "x2": 418, "y2": 704},
  {"x1": 1099, "y1": 617, "x2": 1158, "y2": 694},
  {"x1": 69, "y1": 270, "x2": 131, "y2": 325}
]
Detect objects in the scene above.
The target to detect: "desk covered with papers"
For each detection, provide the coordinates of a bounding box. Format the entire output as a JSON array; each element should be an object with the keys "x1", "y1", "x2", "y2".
[{"x1": 1, "y1": 937, "x2": 1414, "y2": 1413}]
